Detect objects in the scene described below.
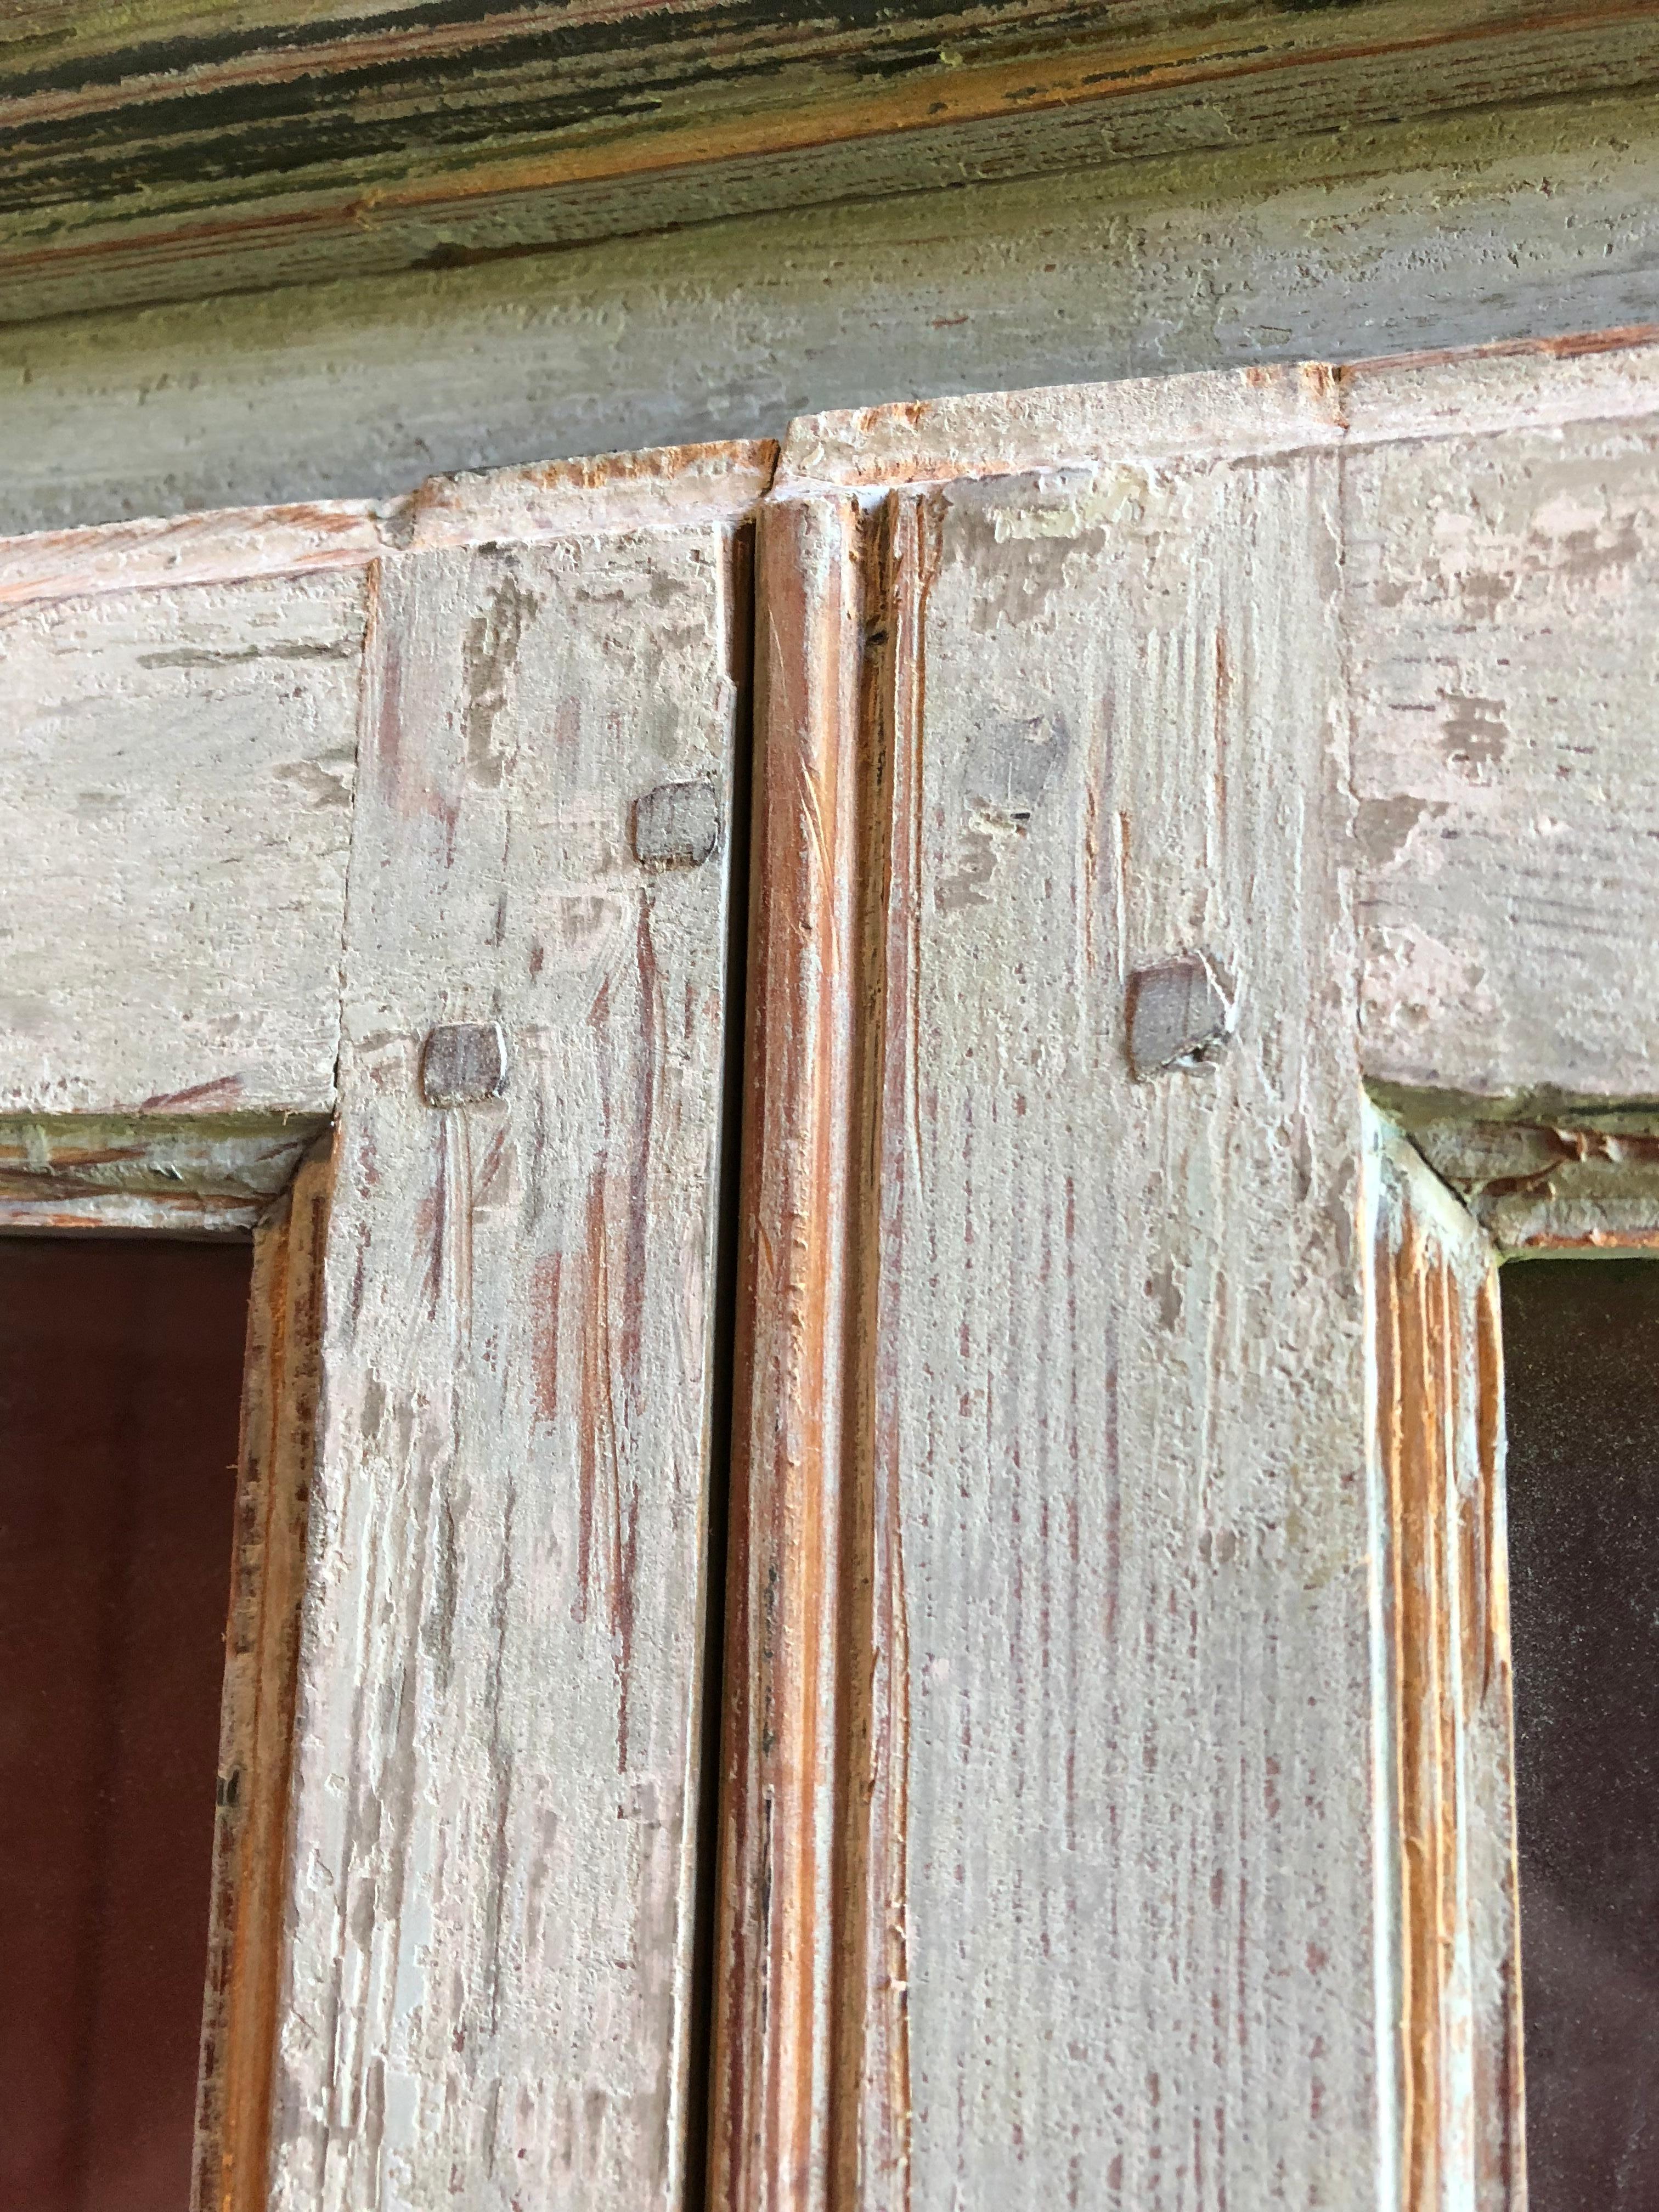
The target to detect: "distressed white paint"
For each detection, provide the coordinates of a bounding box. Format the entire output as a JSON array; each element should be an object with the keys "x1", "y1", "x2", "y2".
[
  {"x1": 0, "y1": 1111, "x2": 320, "y2": 1233},
  {"x1": 0, "y1": 444, "x2": 769, "y2": 1128},
  {"x1": 269, "y1": 457, "x2": 760, "y2": 2209},
  {"x1": 1402, "y1": 1110, "x2": 1659, "y2": 1254},
  {"x1": 5, "y1": 325, "x2": 1659, "y2": 2209},
  {"x1": 783, "y1": 335, "x2": 1659, "y2": 1112},
  {"x1": 0, "y1": 561, "x2": 366, "y2": 1115},
  {"x1": 752, "y1": 334, "x2": 1659, "y2": 2208},
  {"x1": 1364, "y1": 1114, "x2": 1522, "y2": 2210},
  {"x1": 1347, "y1": 409, "x2": 1659, "y2": 1103},
  {"x1": 865, "y1": 431, "x2": 1370, "y2": 2208},
  {"x1": 4, "y1": 94, "x2": 1659, "y2": 532}
]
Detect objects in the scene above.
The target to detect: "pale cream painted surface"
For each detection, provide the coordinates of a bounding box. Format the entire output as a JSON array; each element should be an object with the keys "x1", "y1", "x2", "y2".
[
  {"x1": 866, "y1": 433, "x2": 1369, "y2": 2207},
  {"x1": 268, "y1": 460, "x2": 759, "y2": 2209},
  {"x1": 3, "y1": 94, "x2": 1659, "y2": 533},
  {"x1": 760, "y1": 338, "x2": 1659, "y2": 2205},
  {"x1": 0, "y1": 562, "x2": 365, "y2": 1115},
  {"x1": 1365, "y1": 1113, "x2": 1521, "y2": 2212},
  {"x1": 784, "y1": 338, "x2": 1659, "y2": 1111},
  {"x1": 1348, "y1": 415, "x2": 1659, "y2": 1104},
  {"x1": 1, "y1": 335, "x2": 1654, "y2": 2206}
]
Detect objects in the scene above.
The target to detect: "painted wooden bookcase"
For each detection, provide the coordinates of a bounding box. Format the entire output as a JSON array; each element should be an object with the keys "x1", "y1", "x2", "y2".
[{"x1": 5, "y1": 329, "x2": 1657, "y2": 2211}]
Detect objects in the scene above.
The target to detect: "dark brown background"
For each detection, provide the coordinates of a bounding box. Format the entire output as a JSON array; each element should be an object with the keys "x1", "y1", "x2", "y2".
[
  {"x1": 0, "y1": 1237, "x2": 250, "y2": 2212},
  {"x1": 1505, "y1": 1257, "x2": 1659, "y2": 2212}
]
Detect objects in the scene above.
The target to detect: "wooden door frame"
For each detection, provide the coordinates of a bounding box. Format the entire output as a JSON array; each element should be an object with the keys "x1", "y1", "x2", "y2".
[
  {"x1": 709, "y1": 329, "x2": 1659, "y2": 2212},
  {"x1": 1, "y1": 439, "x2": 771, "y2": 2210},
  {"x1": 7, "y1": 327, "x2": 1659, "y2": 2208}
]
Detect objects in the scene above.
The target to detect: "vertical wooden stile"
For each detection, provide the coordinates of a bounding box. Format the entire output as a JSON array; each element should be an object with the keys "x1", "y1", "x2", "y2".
[
  {"x1": 722, "y1": 376, "x2": 1393, "y2": 2210},
  {"x1": 712, "y1": 486, "x2": 932, "y2": 2212},
  {"x1": 1368, "y1": 1119, "x2": 1525, "y2": 2212},
  {"x1": 195, "y1": 1147, "x2": 333, "y2": 2212},
  {"x1": 267, "y1": 444, "x2": 772, "y2": 2212},
  {"x1": 711, "y1": 487, "x2": 879, "y2": 2212},
  {"x1": 851, "y1": 489, "x2": 932, "y2": 2212}
]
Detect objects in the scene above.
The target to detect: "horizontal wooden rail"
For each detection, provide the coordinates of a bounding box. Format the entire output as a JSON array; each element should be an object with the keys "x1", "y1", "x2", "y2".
[{"x1": 3, "y1": 0, "x2": 1658, "y2": 321}]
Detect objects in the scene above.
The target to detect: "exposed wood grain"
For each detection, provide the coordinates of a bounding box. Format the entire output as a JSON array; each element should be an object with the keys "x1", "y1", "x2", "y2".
[
  {"x1": 10, "y1": 329, "x2": 1659, "y2": 2208},
  {"x1": 0, "y1": 442, "x2": 775, "y2": 609},
  {"x1": 1367, "y1": 1116, "x2": 1523, "y2": 2212},
  {"x1": 710, "y1": 484, "x2": 911, "y2": 2212},
  {"x1": 269, "y1": 453, "x2": 764, "y2": 2208},
  {"x1": 4, "y1": 2, "x2": 1659, "y2": 323},
  {"x1": 1389, "y1": 1105, "x2": 1659, "y2": 1254},
  {"x1": 0, "y1": 1113, "x2": 323, "y2": 1234},
  {"x1": 1346, "y1": 394, "x2": 1659, "y2": 1105},
  {"x1": 777, "y1": 362, "x2": 1346, "y2": 488},
  {"x1": 731, "y1": 386, "x2": 1385, "y2": 2205},
  {"x1": 784, "y1": 330, "x2": 1659, "y2": 1112},
  {"x1": 0, "y1": 440, "x2": 774, "y2": 1135},
  {"x1": 400, "y1": 442, "x2": 778, "y2": 549},
  {"x1": 0, "y1": 500, "x2": 386, "y2": 611},
  {"x1": 778, "y1": 326, "x2": 1659, "y2": 488},
  {"x1": 12, "y1": 92, "x2": 1659, "y2": 542},
  {"x1": 195, "y1": 1146, "x2": 333, "y2": 2212},
  {"x1": 885, "y1": 444, "x2": 1370, "y2": 2209}
]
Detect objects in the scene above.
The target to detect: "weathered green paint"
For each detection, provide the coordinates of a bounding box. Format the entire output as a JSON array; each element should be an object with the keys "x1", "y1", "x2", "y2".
[
  {"x1": 2, "y1": 0, "x2": 1657, "y2": 324},
  {"x1": 4, "y1": 89, "x2": 1657, "y2": 533}
]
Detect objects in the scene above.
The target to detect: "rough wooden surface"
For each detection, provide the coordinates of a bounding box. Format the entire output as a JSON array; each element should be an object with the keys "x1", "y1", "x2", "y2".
[
  {"x1": 782, "y1": 331, "x2": 1659, "y2": 1113},
  {"x1": 0, "y1": 443, "x2": 772, "y2": 1136},
  {"x1": 196, "y1": 1149, "x2": 334, "y2": 2212},
  {"x1": 0, "y1": 501, "x2": 386, "y2": 608},
  {"x1": 0, "y1": 560, "x2": 366, "y2": 1117},
  {"x1": 711, "y1": 485, "x2": 897, "y2": 2212},
  {"x1": 727, "y1": 388, "x2": 1382, "y2": 2205},
  {"x1": 0, "y1": 1113, "x2": 320, "y2": 1234},
  {"x1": 268, "y1": 458, "x2": 761, "y2": 2209},
  {"x1": 728, "y1": 329, "x2": 1659, "y2": 2209},
  {"x1": 10, "y1": 89, "x2": 1659, "y2": 538},
  {"x1": 1367, "y1": 1117, "x2": 1523, "y2": 2212},
  {"x1": 1346, "y1": 394, "x2": 1659, "y2": 1104},
  {"x1": 1392, "y1": 1107, "x2": 1659, "y2": 1254},
  {"x1": 12, "y1": 333, "x2": 1659, "y2": 2207},
  {"x1": 5, "y1": 2, "x2": 1657, "y2": 324},
  {"x1": 879, "y1": 445, "x2": 1370, "y2": 2209}
]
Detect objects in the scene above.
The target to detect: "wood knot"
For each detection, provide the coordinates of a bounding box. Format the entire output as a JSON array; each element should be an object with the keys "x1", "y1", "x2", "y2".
[
  {"x1": 421, "y1": 1022, "x2": 509, "y2": 1107},
  {"x1": 1126, "y1": 953, "x2": 1235, "y2": 1079}
]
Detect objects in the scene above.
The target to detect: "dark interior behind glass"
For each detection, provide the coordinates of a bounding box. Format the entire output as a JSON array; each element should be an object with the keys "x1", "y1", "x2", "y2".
[
  {"x1": 1505, "y1": 1257, "x2": 1659, "y2": 2212},
  {"x1": 0, "y1": 1237, "x2": 249, "y2": 2212}
]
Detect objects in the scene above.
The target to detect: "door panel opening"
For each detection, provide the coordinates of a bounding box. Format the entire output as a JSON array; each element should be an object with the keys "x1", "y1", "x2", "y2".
[
  {"x1": 0, "y1": 1235, "x2": 251, "y2": 2212},
  {"x1": 1504, "y1": 1257, "x2": 1659, "y2": 2212}
]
